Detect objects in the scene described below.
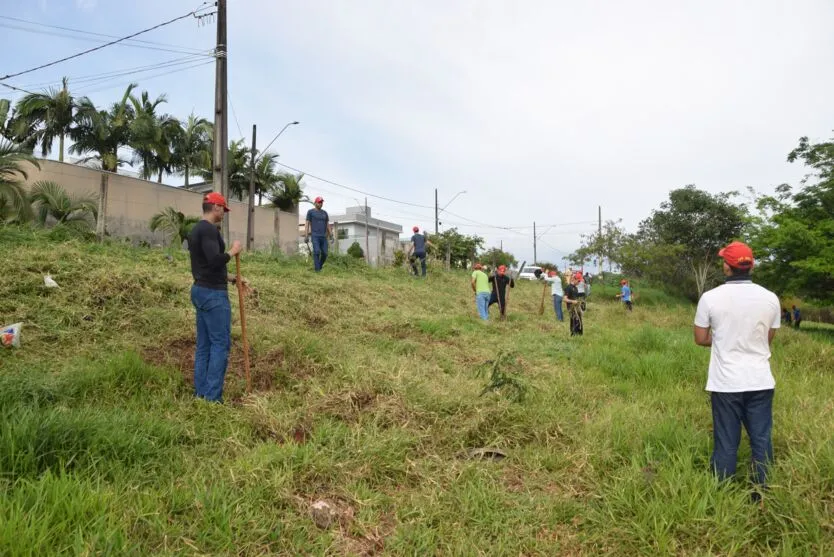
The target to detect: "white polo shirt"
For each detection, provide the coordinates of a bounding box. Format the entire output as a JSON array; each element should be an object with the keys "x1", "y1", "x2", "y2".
[{"x1": 694, "y1": 279, "x2": 780, "y2": 393}]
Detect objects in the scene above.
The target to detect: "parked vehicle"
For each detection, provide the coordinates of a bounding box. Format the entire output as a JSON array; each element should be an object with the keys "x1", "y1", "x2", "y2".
[{"x1": 518, "y1": 265, "x2": 543, "y2": 280}]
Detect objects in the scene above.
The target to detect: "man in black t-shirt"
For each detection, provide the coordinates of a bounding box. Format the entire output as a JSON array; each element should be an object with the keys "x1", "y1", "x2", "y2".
[
  {"x1": 488, "y1": 265, "x2": 515, "y2": 319},
  {"x1": 563, "y1": 274, "x2": 583, "y2": 336},
  {"x1": 408, "y1": 226, "x2": 433, "y2": 277},
  {"x1": 187, "y1": 192, "x2": 241, "y2": 402}
]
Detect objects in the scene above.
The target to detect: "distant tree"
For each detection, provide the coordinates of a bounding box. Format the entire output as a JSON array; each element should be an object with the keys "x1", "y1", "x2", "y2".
[
  {"x1": 172, "y1": 113, "x2": 212, "y2": 188},
  {"x1": 479, "y1": 247, "x2": 517, "y2": 268},
  {"x1": 428, "y1": 227, "x2": 484, "y2": 269},
  {"x1": 569, "y1": 219, "x2": 626, "y2": 272},
  {"x1": 747, "y1": 133, "x2": 834, "y2": 302},
  {"x1": 197, "y1": 138, "x2": 249, "y2": 200},
  {"x1": 269, "y1": 171, "x2": 309, "y2": 213},
  {"x1": 347, "y1": 241, "x2": 364, "y2": 259},
  {"x1": 0, "y1": 140, "x2": 37, "y2": 223},
  {"x1": 128, "y1": 90, "x2": 180, "y2": 182},
  {"x1": 149, "y1": 206, "x2": 199, "y2": 247},
  {"x1": 14, "y1": 77, "x2": 76, "y2": 162},
  {"x1": 29, "y1": 180, "x2": 97, "y2": 229}
]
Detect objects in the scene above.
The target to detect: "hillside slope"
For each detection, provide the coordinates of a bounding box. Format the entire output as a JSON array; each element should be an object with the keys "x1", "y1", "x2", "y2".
[{"x1": 1, "y1": 228, "x2": 833, "y2": 555}]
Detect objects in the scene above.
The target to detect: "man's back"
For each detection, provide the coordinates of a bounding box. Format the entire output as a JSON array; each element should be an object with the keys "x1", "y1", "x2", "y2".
[
  {"x1": 695, "y1": 281, "x2": 780, "y2": 392},
  {"x1": 411, "y1": 233, "x2": 426, "y2": 253}
]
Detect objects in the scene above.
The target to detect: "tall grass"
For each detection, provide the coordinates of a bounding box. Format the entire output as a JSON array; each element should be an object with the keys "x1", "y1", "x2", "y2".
[{"x1": 1, "y1": 227, "x2": 833, "y2": 555}]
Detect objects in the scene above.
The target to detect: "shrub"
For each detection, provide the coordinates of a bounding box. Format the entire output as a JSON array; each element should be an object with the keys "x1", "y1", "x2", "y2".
[{"x1": 347, "y1": 241, "x2": 364, "y2": 259}]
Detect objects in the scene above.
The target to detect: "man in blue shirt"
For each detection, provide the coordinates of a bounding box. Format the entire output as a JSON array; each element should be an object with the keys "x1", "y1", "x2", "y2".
[
  {"x1": 616, "y1": 279, "x2": 633, "y2": 311},
  {"x1": 408, "y1": 226, "x2": 434, "y2": 277},
  {"x1": 792, "y1": 305, "x2": 802, "y2": 329},
  {"x1": 305, "y1": 196, "x2": 333, "y2": 272}
]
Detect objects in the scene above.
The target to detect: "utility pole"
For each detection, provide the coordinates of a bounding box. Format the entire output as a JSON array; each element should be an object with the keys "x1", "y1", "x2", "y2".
[
  {"x1": 434, "y1": 188, "x2": 439, "y2": 236},
  {"x1": 376, "y1": 220, "x2": 381, "y2": 266},
  {"x1": 533, "y1": 221, "x2": 537, "y2": 264},
  {"x1": 598, "y1": 205, "x2": 602, "y2": 277},
  {"x1": 212, "y1": 0, "x2": 229, "y2": 242},
  {"x1": 364, "y1": 197, "x2": 370, "y2": 264},
  {"x1": 246, "y1": 124, "x2": 256, "y2": 250}
]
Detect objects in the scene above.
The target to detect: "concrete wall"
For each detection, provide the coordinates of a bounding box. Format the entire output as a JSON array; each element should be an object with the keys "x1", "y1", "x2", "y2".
[
  {"x1": 333, "y1": 222, "x2": 401, "y2": 265},
  {"x1": 23, "y1": 160, "x2": 297, "y2": 253}
]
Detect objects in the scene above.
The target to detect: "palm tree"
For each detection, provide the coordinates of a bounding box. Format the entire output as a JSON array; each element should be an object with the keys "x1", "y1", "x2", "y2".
[
  {"x1": 29, "y1": 180, "x2": 97, "y2": 229},
  {"x1": 149, "y1": 206, "x2": 199, "y2": 247},
  {"x1": 269, "y1": 171, "x2": 309, "y2": 214},
  {"x1": 13, "y1": 77, "x2": 76, "y2": 162},
  {"x1": 69, "y1": 83, "x2": 136, "y2": 239},
  {"x1": 172, "y1": 113, "x2": 212, "y2": 188},
  {"x1": 254, "y1": 151, "x2": 279, "y2": 205},
  {"x1": 0, "y1": 140, "x2": 38, "y2": 223},
  {"x1": 1, "y1": 99, "x2": 37, "y2": 150},
  {"x1": 128, "y1": 90, "x2": 180, "y2": 183},
  {"x1": 198, "y1": 138, "x2": 250, "y2": 200}
]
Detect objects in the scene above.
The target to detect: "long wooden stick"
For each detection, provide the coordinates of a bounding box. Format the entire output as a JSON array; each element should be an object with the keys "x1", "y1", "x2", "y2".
[
  {"x1": 539, "y1": 282, "x2": 548, "y2": 315},
  {"x1": 235, "y1": 254, "x2": 251, "y2": 394}
]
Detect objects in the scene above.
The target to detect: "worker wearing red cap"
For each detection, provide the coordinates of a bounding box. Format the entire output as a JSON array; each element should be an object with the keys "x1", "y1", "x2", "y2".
[
  {"x1": 187, "y1": 192, "x2": 242, "y2": 402},
  {"x1": 615, "y1": 279, "x2": 633, "y2": 311},
  {"x1": 488, "y1": 264, "x2": 515, "y2": 319},
  {"x1": 471, "y1": 263, "x2": 491, "y2": 320},
  {"x1": 305, "y1": 196, "x2": 333, "y2": 272},
  {"x1": 408, "y1": 226, "x2": 434, "y2": 277},
  {"x1": 694, "y1": 241, "x2": 780, "y2": 500},
  {"x1": 563, "y1": 273, "x2": 583, "y2": 336}
]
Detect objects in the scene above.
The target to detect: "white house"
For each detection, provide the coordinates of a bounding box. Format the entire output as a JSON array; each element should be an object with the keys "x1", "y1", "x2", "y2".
[{"x1": 329, "y1": 205, "x2": 403, "y2": 266}]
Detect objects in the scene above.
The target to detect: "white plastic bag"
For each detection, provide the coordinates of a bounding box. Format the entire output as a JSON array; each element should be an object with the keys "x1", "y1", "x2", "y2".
[
  {"x1": 44, "y1": 275, "x2": 59, "y2": 288},
  {"x1": 1, "y1": 323, "x2": 21, "y2": 348}
]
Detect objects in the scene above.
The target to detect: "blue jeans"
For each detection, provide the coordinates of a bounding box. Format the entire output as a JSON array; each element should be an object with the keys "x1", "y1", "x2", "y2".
[
  {"x1": 411, "y1": 252, "x2": 427, "y2": 276},
  {"x1": 311, "y1": 235, "x2": 328, "y2": 271},
  {"x1": 711, "y1": 389, "x2": 774, "y2": 486},
  {"x1": 475, "y1": 292, "x2": 490, "y2": 320},
  {"x1": 552, "y1": 294, "x2": 563, "y2": 321},
  {"x1": 191, "y1": 285, "x2": 231, "y2": 402}
]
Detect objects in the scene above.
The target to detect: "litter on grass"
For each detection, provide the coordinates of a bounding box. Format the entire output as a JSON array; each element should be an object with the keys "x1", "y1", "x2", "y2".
[
  {"x1": 44, "y1": 275, "x2": 59, "y2": 288},
  {"x1": 1, "y1": 323, "x2": 22, "y2": 348}
]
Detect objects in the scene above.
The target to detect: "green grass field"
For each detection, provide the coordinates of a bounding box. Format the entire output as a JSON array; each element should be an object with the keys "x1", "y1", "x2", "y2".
[{"x1": 2, "y1": 228, "x2": 833, "y2": 555}]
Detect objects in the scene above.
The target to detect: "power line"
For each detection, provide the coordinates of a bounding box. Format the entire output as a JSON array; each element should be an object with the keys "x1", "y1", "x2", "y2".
[
  {"x1": 227, "y1": 92, "x2": 245, "y2": 140},
  {"x1": 73, "y1": 60, "x2": 214, "y2": 95},
  {"x1": 0, "y1": 3, "x2": 213, "y2": 82},
  {"x1": 0, "y1": 15, "x2": 211, "y2": 54}
]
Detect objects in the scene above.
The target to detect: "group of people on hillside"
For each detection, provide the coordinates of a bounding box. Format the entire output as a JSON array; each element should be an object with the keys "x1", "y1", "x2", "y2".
[
  {"x1": 782, "y1": 305, "x2": 802, "y2": 328},
  {"x1": 187, "y1": 193, "x2": 785, "y2": 505}
]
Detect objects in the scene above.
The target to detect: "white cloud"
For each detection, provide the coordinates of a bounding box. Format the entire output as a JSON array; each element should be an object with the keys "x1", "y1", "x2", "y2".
[{"x1": 75, "y1": 0, "x2": 97, "y2": 11}]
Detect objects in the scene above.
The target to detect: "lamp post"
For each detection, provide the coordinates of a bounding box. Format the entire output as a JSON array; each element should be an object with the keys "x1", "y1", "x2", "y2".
[
  {"x1": 247, "y1": 120, "x2": 299, "y2": 250},
  {"x1": 434, "y1": 189, "x2": 467, "y2": 232}
]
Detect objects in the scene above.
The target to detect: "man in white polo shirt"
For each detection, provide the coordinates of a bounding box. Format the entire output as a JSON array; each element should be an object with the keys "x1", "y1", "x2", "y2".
[{"x1": 694, "y1": 241, "x2": 780, "y2": 499}]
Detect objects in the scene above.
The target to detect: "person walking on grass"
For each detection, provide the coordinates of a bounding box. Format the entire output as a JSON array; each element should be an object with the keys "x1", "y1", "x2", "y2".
[
  {"x1": 187, "y1": 192, "x2": 242, "y2": 403},
  {"x1": 616, "y1": 279, "x2": 633, "y2": 311},
  {"x1": 305, "y1": 196, "x2": 333, "y2": 272},
  {"x1": 488, "y1": 264, "x2": 515, "y2": 319},
  {"x1": 541, "y1": 270, "x2": 564, "y2": 321},
  {"x1": 408, "y1": 226, "x2": 433, "y2": 277},
  {"x1": 563, "y1": 273, "x2": 583, "y2": 336},
  {"x1": 781, "y1": 308, "x2": 792, "y2": 326},
  {"x1": 471, "y1": 263, "x2": 491, "y2": 321},
  {"x1": 792, "y1": 305, "x2": 802, "y2": 329},
  {"x1": 694, "y1": 241, "x2": 780, "y2": 501}
]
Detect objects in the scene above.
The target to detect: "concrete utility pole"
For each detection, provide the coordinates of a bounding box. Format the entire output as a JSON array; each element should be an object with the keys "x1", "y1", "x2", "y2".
[
  {"x1": 246, "y1": 124, "x2": 256, "y2": 250},
  {"x1": 212, "y1": 0, "x2": 229, "y2": 242},
  {"x1": 364, "y1": 197, "x2": 370, "y2": 264},
  {"x1": 434, "y1": 188, "x2": 439, "y2": 236},
  {"x1": 376, "y1": 219, "x2": 381, "y2": 266},
  {"x1": 598, "y1": 205, "x2": 602, "y2": 277},
  {"x1": 533, "y1": 221, "x2": 537, "y2": 264}
]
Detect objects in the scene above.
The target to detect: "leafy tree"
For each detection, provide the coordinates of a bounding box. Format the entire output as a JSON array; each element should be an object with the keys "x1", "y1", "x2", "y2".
[
  {"x1": 636, "y1": 185, "x2": 746, "y2": 298},
  {"x1": 197, "y1": 138, "x2": 250, "y2": 200},
  {"x1": 347, "y1": 241, "x2": 364, "y2": 259},
  {"x1": 428, "y1": 227, "x2": 484, "y2": 269},
  {"x1": 1, "y1": 99, "x2": 37, "y2": 150},
  {"x1": 172, "y1": 113, "x2": 212, "y2": 188},
  {"x1": 0, "y1": 140, "x2": 37, "y2": 223},
  {"x1": 748, "y1": 133, "x2": 834, "y2": 302},
  {"x1": 29, "y1": 180, "x2": 97, "y2": 229},
  {"x1": 69, "y1": 83, "x2": 137, "y2": 239},
  {"x1": 479, "y1": 247, "x2": 517, "y2": 268},
  {"x1": 269, "y1": 171, "x2": 309, "y2": 213},
  {"x1": 149, "y1": 206, "x2": 199, "y2": 247},
  {"x1": 14, "y1": 77, "x2": 76, "y2": 162},
  {"x1": 253, "y1": 152, "x2": 280, "y2": 206},
  {"x1": 569, "y1": 219, "x2": 626, "y2": 272}
]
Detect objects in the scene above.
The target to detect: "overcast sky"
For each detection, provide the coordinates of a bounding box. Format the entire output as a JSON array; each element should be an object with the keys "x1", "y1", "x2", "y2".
[{"x1": 3, "y1": 0, "x2": 833, "y2": 266}]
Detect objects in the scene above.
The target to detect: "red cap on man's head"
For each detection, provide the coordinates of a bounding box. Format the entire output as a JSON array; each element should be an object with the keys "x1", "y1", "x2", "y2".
[
  {"x1": 719, "y1": 241, "x2": 754, "y2": 269},
  {"x1": 574, "y1": 272, "x2": 583, "y2": 281},
  {"x1": 204, "y1": 192, "x2": 230, "y2": 212},
  {"x1": 548, "y1": 270, "x2": 556, "y2": 277},
  {"x1": 413, "y1": 226, "x2": 419, "y2": 233},
  {"x1": 314, "y1": 196, "x2": 324, "y2": 204},
  {"x1": 474, "y1": 263, "x2": 482, "y2": 270},
  {"x1": 498, "y1": 265, "x2": 507, "y2": 274},
  {"x1": 620, "y1": 279, "x2": 628, "y2": 285}
]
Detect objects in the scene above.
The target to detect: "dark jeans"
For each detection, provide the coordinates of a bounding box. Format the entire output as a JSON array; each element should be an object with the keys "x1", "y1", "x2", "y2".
[
  {"x1": 410, "y1": 252, "x2": 427, "y2": 276},
  {"x1": 569, "y1": 305, "x2": 583, "y2": 336},
  {"x1": 711, "y1": 389, "x2": 774, "y2": 486},
  {"x1": 489, "y1": 290, "x2": 508, "y2": 316},
  {"x1": 191, "y1": 285, "x2": 231, "y2": 402},
  {"x1": 552, "y1": 294, "x2": 563, "y2": 321},
  {"x1": 312, "y1": 235, "x2": 328, "y2": 271}
]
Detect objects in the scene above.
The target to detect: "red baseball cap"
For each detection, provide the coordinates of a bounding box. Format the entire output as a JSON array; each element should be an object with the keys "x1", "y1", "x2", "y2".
[
  {"x1": 204, "y1": 192, "x2": 230, "y2": 212},
  {"x1": 498, "y1": 265, "x2": 507, "y2": 274},
  {"x1": 620, "y1": 279, "x2": 628, "y2": 285},
  {"x1": 547, "y1": 270, "x2": 556, "y2": 277},
  {"x1": 413, "y1": 226, "x2": 419, "y2": 233},
  {"x1": 474, "y1": 263, "x2": 482, "y2": 270},
  {"x1": 574, "y1": 272, "x2": 583, "y2": 280},
  {"x1": 314, "y1": 196, "x2": 324, "y2": 204},
  {"x1": 719, "y1": 241, "x2": 754, "y2": 269}
]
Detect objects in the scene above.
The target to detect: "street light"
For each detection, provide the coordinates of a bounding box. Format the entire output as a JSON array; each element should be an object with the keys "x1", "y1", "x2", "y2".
[
  {"x1": 435, "y1": 189, "x2": 467, "y2": 233},
  {"x1": 247, "y1": 120, "x2": 299, "y2": 250}
]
